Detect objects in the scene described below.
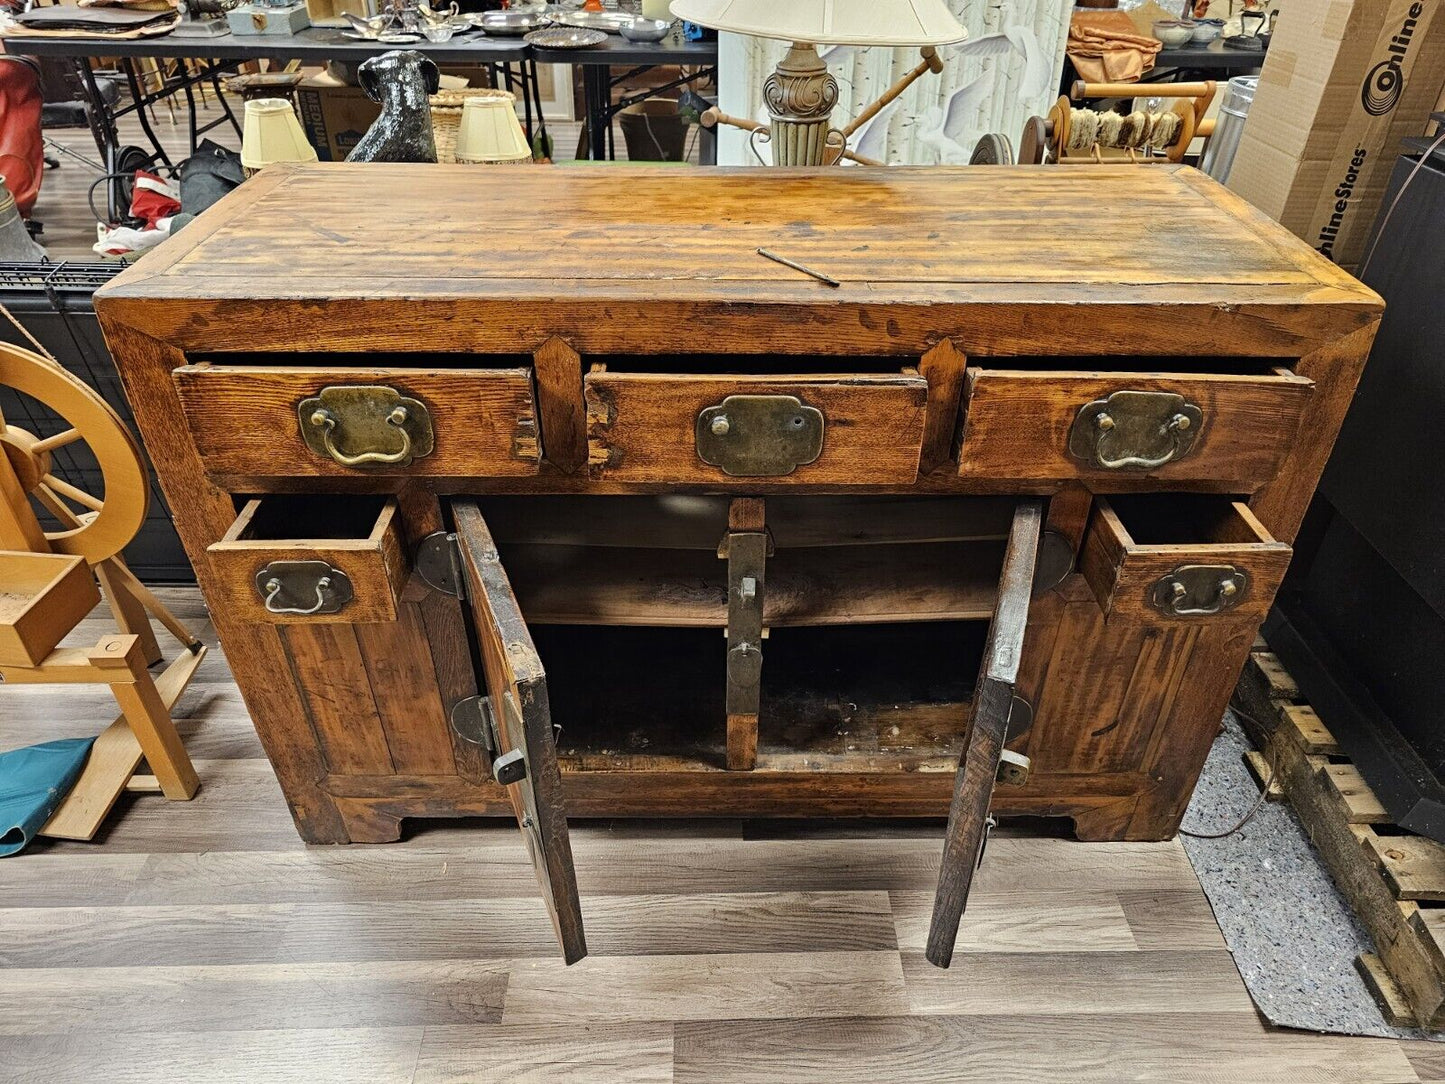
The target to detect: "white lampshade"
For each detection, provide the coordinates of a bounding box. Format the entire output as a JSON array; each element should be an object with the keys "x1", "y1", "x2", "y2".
[
  {"x1": 454, "y1": 95, "x2": 531, "y2": 164},
  {"x1": 669, "y1": 0, "x2": 967, "y2": 46},
  {"x1": 240, "y1": 98, "x2": 318, "y2": 170}
]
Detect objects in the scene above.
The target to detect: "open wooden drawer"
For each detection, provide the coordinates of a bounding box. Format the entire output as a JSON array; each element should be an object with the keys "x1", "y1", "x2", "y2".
[
  {"x1": 1079, "y1": 495, "x2": 1292, "y2": 622},
  {"x1": 174, "y1": 362, "x2": 541, "y2": 479},
  {"x1": 584, "y1": 363, "x2": 929, "y2": 484},
  {"x1": 956, "y1": 367, "x2": 1314, "y2": 490},
  {"x1": 207, "y1": 495, "x2": 409, "y2": 624},
  {"x1": 434, "y1": 495, "x2": 1042, "y2": 967}
]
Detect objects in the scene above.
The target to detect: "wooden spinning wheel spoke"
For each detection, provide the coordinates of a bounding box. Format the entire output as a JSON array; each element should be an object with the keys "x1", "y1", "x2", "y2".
[
  {"x1": 33, "y1": 480, "x2": 81, "y2": 525},
  {"x1": 30, "y1": 427, "x2": 82, "y2": 455},
  {"x1": 40, "y1": 472, "x2": 105, "y2": 513}
]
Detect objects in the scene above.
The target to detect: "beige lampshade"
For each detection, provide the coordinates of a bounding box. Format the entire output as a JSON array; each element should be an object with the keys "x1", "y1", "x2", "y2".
[
  {"x1": 454, "y1": 96, "x2": 531, "y2": 164},
  {"x1": 240, "y1": 98, "x2": 318, "y2": 170},
  {"x1": 668, "y1": 0, "x2": 967, "y2": 46}
]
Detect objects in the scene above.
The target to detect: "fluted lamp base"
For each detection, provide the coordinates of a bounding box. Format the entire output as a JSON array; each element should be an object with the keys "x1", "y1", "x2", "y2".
[
  {"x1": 760, "y1": 42, "x2": 840, "y2": 166},
  {"x1": 700, "y1": 42, "x2": 947, "y2": 168}
]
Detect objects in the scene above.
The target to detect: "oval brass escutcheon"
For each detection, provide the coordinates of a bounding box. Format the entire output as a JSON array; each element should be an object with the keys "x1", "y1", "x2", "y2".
[
  {"x1": 1068, "y1": 390, "x2": 1203, "y2": 471},
  {"x1": 696, "y1": 394, "x2": 824, "y2": 477}
]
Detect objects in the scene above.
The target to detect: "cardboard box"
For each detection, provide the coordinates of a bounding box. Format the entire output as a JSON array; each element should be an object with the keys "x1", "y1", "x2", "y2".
[
  {"x1": 1228, "y1": 0, "x2": 1445, "y2": 267},
  {"x1": 295, "y1": 78, "x2": 380, "y2": 162}
]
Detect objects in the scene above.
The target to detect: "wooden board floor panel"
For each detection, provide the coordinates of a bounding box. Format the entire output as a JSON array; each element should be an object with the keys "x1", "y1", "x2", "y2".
[
  {"x1": 671, "y1": 1014, "x2": 1419, "y2": 1084},
  {"x1": 0, "y1": 589, "x2": 1428, "y2": 1081}
]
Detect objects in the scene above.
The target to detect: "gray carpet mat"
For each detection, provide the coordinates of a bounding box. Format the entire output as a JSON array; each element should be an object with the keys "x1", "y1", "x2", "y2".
[{"x1": 1181, "y1": 712, "x2": 1443, "y2": 1040}]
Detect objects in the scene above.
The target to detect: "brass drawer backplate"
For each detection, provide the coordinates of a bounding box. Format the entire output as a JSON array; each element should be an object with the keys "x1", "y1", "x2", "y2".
[
  {"x1": 695, "y1": 394, "x2": 825, "y2": 477},
  {"x1": 1149, "y1": 563, "x2": 1249, "y2": 617},
  {"x1": 298, "y1": 385, "x2": 435, "y2": 468},
  {"x1": 253, "y1": 559, "x2": 355, "y2": 616},
  {"x1": 1069, "y1": 389, "x2": 1203, "y2": 471}
]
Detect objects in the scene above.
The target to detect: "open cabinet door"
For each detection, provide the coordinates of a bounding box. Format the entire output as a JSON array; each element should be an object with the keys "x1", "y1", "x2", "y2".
[
  {"x1": 926, "y1": 498, "x2": 1043, "y2": 968},
  {"x1": 452, "y1": 500, "x2": 587, "y2": 964}
]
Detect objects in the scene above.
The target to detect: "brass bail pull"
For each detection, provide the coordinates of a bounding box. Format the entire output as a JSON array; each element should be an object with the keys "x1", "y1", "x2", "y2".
[
  {"x1": 1093, "y1": 410, "x2": 1192, "y2": 471},
  {"x1": 263, "y1": 574, "x2": 334, "y2": 616},
  {"x1": 312, "y1": 405, "x2": 413, "y2": 467}
]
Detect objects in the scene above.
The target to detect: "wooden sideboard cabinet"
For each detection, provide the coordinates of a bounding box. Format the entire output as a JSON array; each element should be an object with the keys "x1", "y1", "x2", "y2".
[{"x1": 96, "y1": 163, "x2": 1381, "y2": 965}]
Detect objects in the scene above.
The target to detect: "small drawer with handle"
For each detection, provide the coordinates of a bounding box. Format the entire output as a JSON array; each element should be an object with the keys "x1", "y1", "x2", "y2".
[
  {"x1": 207, "y1": 495, "x2": 408, "y2": 624},
  {"x1": 174, "y1": 364, "x2": 541, "y2": 479},
  {"x1": 956, "y1": 368, "x2": 1314, "y2": 490},
  {"x1": 1079, "y1": 495, "x2": 1292, "y2": 622},
  {"x1": 584, "y1": 369, "x2": 929, "y2": 484}
]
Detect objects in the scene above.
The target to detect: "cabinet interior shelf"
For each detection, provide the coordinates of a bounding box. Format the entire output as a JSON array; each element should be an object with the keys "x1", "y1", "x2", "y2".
[{"x1": 502, "y1": 540, "x2": 1003, "y2": 627}]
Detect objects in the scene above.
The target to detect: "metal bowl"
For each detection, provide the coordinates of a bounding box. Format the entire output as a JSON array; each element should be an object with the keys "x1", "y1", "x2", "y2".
[
  {"x1": 473, "y1": 10, "x2": 549, "y2": 34},
  {"x1": 552, "y1": 10, "x2": 634, "y2": 32},
  {"x1": 619, "y1": 16, "x2": 670, "y2": 41}
]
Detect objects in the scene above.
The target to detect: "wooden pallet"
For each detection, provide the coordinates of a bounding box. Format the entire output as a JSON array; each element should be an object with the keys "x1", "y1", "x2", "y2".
[{"x1": 1237, "y1": 642, "x2": 1445, "y2": 1030}]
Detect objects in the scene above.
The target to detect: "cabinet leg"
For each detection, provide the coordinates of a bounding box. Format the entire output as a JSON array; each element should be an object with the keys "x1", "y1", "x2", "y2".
[
  {"x1": 332, "y1": 798, "x2": 405, "y2": 843},
  {"x1": 1070, "y1": 796, "x2": 1142, "y2": 841}
]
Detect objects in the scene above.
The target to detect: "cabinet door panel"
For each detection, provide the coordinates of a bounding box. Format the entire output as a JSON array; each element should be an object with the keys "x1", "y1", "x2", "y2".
[
  {"x1": 927, "y1": 499, "x2": 1042, "y2": 968},
  {"x1": 453, "y1": 500, "x2": 587, "y2": 964}
]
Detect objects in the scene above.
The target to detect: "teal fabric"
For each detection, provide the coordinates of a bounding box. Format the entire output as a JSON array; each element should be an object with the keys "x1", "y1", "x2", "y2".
[{"x1": 0, "y1": 738, "x2": 94, "y2": 856}]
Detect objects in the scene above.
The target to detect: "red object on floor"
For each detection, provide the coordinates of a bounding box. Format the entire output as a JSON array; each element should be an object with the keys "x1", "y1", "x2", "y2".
[
  {"x1": 129, "y1": 171, "x2": 181, "y2": 230},
  {"x1": 0, "y1": 56, "x2": 45, "y2": 218}
]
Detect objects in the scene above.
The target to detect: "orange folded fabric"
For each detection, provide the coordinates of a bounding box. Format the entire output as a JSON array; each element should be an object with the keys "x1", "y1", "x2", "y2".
[{"x1": 1068, "y1": 10, "x2": 1164, "y2": 83}]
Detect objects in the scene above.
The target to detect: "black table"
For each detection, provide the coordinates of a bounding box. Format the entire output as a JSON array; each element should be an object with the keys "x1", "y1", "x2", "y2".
[
  {"x1": 14, "y1": 27, "x2": 717, "y2": 195},
  {"x1": 1154, "y1": 38, "x2": 1268, "y2": 75},
  {"x1": 13, "y1": 29, "x2": 539, "y2": 217},
  {"x1": 531, "y1": 34, "x2": 717, "y2": 160}
]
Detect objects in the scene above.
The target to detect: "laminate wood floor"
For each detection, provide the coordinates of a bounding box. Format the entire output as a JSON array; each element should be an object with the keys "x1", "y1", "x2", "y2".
[{"x1": 0, "y1": 588, "x2": 1436, "y2": 1082}]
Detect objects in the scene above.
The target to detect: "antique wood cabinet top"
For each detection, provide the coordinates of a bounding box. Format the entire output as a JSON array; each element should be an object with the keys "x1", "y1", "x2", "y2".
[{"x1": 98, "y1": 163, "x2": 1380, "y2": 358}]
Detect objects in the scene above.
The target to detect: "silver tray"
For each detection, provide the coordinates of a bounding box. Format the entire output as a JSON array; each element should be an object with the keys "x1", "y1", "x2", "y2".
[
  {"x1": 472, "y1": 10, "x2": 548, "y2": 34},
  {"x1": 550, "y1": 10, "x2": 633, "y2": 32},
  {"x1": 523, "y1": 25, "x2": 607, "y2": 47}
]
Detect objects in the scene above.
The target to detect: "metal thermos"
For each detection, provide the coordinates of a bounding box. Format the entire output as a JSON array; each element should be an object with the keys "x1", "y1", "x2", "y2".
[{"x1": 1200, "y1": 76, "x2": 1258, "y2": 183}]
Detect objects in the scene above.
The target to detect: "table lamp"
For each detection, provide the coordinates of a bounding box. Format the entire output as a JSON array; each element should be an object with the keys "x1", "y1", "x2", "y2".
[
  {"x1": 240, "y1": 98, "x2": 318, "y2": 177},
  {"x1": 671, "y1": 0, "x2": 967, "y2": 165},
  {"x1": 453, "y1": 95, "x2": 532, "y2": 165}
]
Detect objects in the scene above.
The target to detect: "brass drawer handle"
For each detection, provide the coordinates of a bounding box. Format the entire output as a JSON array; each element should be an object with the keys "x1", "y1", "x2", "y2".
[
  {"x1": 1149, "y1": 564, "x2": 1248, "y2": 617},
  {"x1": 1069, "y1": 390, "x2": 1203, "y2": 471},
  {"x1": 312, "y1": 405, "x2": 413, "y2": 467},
  {"x1": 264, "y1": 575, "x2": 334, "y2": 615},
  {"x1": 298, "y1": 385, "x2": 435, "y2": 469},
  {"x1": 254, "y1": 560, "x2": 355, "y2": 616}
]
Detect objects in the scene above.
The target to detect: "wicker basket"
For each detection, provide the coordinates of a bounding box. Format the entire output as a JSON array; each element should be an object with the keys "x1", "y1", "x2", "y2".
[{"x1": 430, "y1": 88, "x2": 517, "y2": 164}]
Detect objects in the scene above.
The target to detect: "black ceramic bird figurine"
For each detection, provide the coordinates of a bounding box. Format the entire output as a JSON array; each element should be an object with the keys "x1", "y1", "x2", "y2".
[{"x1": 346, "y1": 50, "x2": 440, "y2": 163}]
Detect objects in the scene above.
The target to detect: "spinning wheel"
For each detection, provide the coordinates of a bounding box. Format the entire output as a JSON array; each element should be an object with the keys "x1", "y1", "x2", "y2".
[
  {"x1": 1018, "y1": 82, "x2": 1218, "y2": 167},
  {"x1": 969, "y1": 133, "x2": 1015, "y2": 165},
  {"x1": 0, "y1": 340, "x2": 205, "y2": 844},
  {"x1": 0, "y1": 343, "x2": 148, "y2": 564}
]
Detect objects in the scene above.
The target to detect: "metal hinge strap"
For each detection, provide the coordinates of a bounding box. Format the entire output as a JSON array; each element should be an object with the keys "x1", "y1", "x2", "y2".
[{"x1": 417, "y1": 530, "x2": 465, "y2": 599}]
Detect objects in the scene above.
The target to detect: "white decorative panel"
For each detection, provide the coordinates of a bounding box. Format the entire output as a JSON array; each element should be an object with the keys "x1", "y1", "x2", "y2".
[{"x1": 714, "y1": 0, "x2": 1072, "y2": 165}]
